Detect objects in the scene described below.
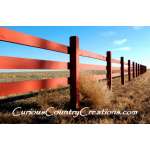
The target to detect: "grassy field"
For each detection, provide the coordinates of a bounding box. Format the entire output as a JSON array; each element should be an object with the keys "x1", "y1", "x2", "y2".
[{"x1": 0, "y1": 70, "x2": 150, "y2": 124}]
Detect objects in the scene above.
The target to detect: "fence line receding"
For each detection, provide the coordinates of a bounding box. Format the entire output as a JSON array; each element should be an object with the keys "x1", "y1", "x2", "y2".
[{"x1": 0, "y1": 27, "x2": 147, "y2": 109}]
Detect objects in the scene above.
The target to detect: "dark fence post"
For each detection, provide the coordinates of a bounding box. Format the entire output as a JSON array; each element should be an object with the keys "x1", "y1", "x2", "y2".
[
  {"x1": 121, "y1": 57, "x2": 124, "y2": 85},
  {"x1": 136, "y1": 63, "x2": 138, "y2": 77},
  {"x1": 69, "y1": 36, "x2": 80, "y2": 110},
  {"x1": 133, "y1": 62, "x2": 135, "y2": 78},
  {"x1": 138, "y1": 64, "x2": 140, "y2": 76},
  {"x1": 106, "y1": 51, "x2": 112, "y2": 90},
  {"x1": 140, "y1": 65, "x2": 142, "y2": 74},
  {"x1": 138, "y1": 64, "x2": 139, "y2": 75},
  {"x1": 128, "y1": 60, "x2": 131, "y2": 81},
  {"x1": 145, "y1": 66, "x2": 147, "y2": 72},
  {"x1": 142, "y1": 65, "x2": 144, "y2": 74},
  {"x1": 139, "y1": 64, "x2": 141, "y2": 75}
]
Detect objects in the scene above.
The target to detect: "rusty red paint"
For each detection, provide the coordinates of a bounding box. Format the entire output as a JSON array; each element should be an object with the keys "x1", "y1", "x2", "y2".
[
  {"x1": 138, "y1": 64, "x2": 140, "y2": 75},
  {"x1": 121, "y1": 57, "x2": 124, "y2": 85},
  {"x1": 0, "y1": 78, "x2": 68, "y2": 97},
  {"x1": 142, "y1": 65, "x2": 144, "y2": 74},
  {"x1": 106, "y1": 51, "x2": 112, "y2": 89},
  {"x1": 128, "y1": 60, "x2": 131, "y2": 81},
  {"x1": 139, "y1": 64, "x2": 143, "y2": 75},
  {"x1": 69, "y1": 36, "x2": 80, "y2": 110},
  {"x1": 0, "y1": 27, "x2": 147, "y2": 105},
  {"x1": 139, "y1": 64, "x2": 141, "y2": 75},
  {"x1": 133, "y1": 62, "x2": 135, "y2": 78},
  {"x1": 0, "y1": 27, "x2": 68, "y2": 53},
  {"x1": 80, "y1": 50, "x2": 106, "y2": 61},
  {"x1": 136, "y1": 63, "x2": 138, "y2": 77},
  {"x1": 112, "y1": 67, "x2": 120, "y2": 70},
  {"x1": 111, "y1": 58, "x2": 120, "y2": 64},
  {"x1": 0, "y1": 56, "x2": 68, "y2": 69}
]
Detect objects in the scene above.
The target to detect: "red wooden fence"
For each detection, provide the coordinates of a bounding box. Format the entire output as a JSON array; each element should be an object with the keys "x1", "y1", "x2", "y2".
[{"x1": 0, "y1": 27, "x2": 147, "y2": 109}]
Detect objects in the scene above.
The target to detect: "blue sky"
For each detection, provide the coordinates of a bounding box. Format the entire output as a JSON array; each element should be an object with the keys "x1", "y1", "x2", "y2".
[{"x1": 0, "y1": 26, "x2": 149, "y2": 68}]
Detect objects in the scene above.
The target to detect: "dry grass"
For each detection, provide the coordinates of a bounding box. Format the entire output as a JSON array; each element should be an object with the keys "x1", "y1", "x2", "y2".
[
  {"x1": 0, "y1": 71, "x2": 150, "y2": 123},
  {"x1": 36, "y1": 88, "x2": 70, "y2": 110},
  {"x1": 0, "y1": 71, "x2": 68, "y2": 83},
  {"x1": 79, "y1": 72, "x2": 113, "y2": 108}
]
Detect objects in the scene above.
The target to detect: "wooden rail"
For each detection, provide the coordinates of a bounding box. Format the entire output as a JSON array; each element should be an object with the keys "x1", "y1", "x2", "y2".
[{"x1": 0, "y1": 27, "x2": 147, "y2": 109}]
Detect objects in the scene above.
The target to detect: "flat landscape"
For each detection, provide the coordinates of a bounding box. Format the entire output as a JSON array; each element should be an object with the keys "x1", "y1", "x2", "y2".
[{"x1": 0, "y1": 71, "x2": 150, "y2": 124}]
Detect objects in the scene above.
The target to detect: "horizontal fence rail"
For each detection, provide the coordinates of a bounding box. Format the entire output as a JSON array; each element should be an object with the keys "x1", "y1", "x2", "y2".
[
  {"x1": 0, "y1": 27, "x2": 147, "y2": 109},
  {"x1": 0, "y1": 56, "x2": 69, "y2": 69},
  {"x1": 0, "y1": 28, "x2": 68, "y2": 53},
  {"x1": 80, "y1": 50, "x2": 106, "y2": 61},
  {"x1": 0, "y1": 78, "x2": 68, "y2": 97}
]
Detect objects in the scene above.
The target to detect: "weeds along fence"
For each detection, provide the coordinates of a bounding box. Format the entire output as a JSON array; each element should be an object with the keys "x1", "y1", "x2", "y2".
[{"x1": 0, "y1": 27, "x2": 147, "y2": 109}]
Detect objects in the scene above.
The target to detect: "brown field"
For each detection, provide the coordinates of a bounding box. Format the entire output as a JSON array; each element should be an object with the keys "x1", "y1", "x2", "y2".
[{"x1": 0, "y1": 70, "x2": 150, "y2": 124}]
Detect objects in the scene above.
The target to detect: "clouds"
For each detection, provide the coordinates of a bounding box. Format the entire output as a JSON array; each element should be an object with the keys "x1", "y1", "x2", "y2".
[
  {"x1": 113, "y1": 38, "x2": 131, "y2": 52},
  {"x1": 113, "y1": 38, "x2": 127, "y2": 45},
  {"x1": 101, "y1": 30, "x2": 131, "y2": 52},
  {"x1": 112, "y1": 46, "x2": 131, "y2": 52},
  {"x1": 132, "y1": 26, "x2": 144, "y2": 30}
]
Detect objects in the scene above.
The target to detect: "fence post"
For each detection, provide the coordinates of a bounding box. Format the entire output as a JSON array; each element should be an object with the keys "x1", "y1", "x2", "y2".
[
  {"x1": 133, "y1": 62, "x2": 135, "y2": 78},
  {"x1": 140, "y1": 65, "x2": 142, "y2": 74},
  {"x1": 69, "y1": 36, "x2": 80, "y2": 110},
  {"x1": 106, "y1": 51, "x2": 112, "y2": 90},
  {"x1": 141, "y1": 65, "x2": 143, "y2": 74},
  {"x1": 145, "y1": 66, "x2": 147, "y2": 72},
  {"x1": 128, "y1": 60, "x2": 131, "y2": 81},
  {"x1": 135, "y1": 63, "x2": 138, "y2": 77},
  {"x1": 139, "y1": 64, "x2": 141, "y2": 76},
  {"x1": 137, "y1": 63, "x2": 138, "y2": 76},
  {"x1": 138, "y1": 64, "x2": 139, "y2": 75},
  {"x1": 142, "y1": 65, "x2": 144, "y2": 74},
  {"x1": 121, "y1": 57, "x2": 124, "y2": 85},
  {"x1": 138, "y1": 64, "x2": 140, "y2": 76}
]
